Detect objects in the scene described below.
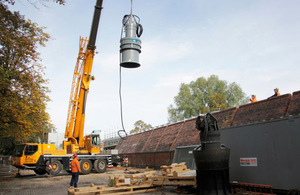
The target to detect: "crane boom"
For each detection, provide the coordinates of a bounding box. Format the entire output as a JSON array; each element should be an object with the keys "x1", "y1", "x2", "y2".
[
  {"x1": 88, "y1": 0, "x2": 103, "y2": 50},
  {"x1": 64, "y1": 0, "x2": 103, "y2": 152}
]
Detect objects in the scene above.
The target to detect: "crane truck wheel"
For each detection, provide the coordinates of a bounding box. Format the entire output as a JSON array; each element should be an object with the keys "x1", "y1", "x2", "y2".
[
  {"x1": 46, "y1": 160, "x2": 62, "y2": 175},
  {"x1": 80, "y1": 159, "x2": 92, "y2": 174},
  {"x1": 94, "y1": 159, "x2": 107, "y2": 173}
]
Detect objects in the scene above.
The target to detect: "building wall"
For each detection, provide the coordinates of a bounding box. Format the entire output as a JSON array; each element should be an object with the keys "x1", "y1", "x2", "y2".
[
  {"x1": 116, "y1": 90, "x2": 300, "y2": 168},
  {"x1": 221, "y1": 115, "x2": 300, "y2": 190},
  {"x1": 120, "y1": 152, "x2": 174, "y2": 168},
  {"x1": 287, "y1": 91, "x2": 300, "y2": 116},
  {"x1": 231, "y1": 94, "x2": 291, "y2": 126}
]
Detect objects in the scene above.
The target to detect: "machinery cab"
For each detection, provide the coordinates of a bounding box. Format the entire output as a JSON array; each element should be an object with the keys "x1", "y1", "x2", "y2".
[
  {"x1": 11, "y1": 144, "x2": 26, "y2": 168},
  {"x1": 11, "y1": 143, "x2": 41, "y2": 169},
  {"x1": 11, "y1": 143, "x2": 66, "y2": 169},
  {"x1": 64, "y1": 130, "x2": 102, "y2": 155},
  {"x1": 84, "y1": 130, "x2": 101, "y2": 154}
]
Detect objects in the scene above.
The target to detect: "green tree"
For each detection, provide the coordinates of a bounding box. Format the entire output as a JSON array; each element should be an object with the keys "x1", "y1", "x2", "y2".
[
  {"x1": 130, "y1": 120, "x2": 153, "y2": 134},
  {"x1": 0, "y1": 1, "x2": 56, "y2": 148},
  {"x1": 0, "y1": 0, "x2": 65, "y2": 5},
  {"x1": 168, "y1": 75, "x2": 248, "y2": 122}
]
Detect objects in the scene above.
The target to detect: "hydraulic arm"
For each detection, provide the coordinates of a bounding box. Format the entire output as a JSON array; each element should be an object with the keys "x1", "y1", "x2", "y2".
[{"x1": 64, "y1": 0, "x2": 103, "y2": 153}]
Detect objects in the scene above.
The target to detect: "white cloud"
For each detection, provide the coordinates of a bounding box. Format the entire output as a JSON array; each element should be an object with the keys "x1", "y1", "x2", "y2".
[{"x1": 141, "y1": 34, "x2": 196, "y2": 70}]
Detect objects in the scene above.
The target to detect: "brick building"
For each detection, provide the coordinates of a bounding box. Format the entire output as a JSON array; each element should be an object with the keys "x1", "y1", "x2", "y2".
[{"x1": 116, "y1": 90, "x2": 300, "y2": 168}]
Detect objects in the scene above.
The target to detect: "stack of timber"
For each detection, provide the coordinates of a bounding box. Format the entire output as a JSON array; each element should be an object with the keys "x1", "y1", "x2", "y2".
[
  {"x1": 161, "y1": 162, "x2": 191, "y2": 176},
  {"x1": 67, "y1": 183, "x2": 157, "y2": 195},
  {"x1": 124, "y1": 171, "x2": 158, "y2": 186},
  {"x1": 153, "y1": 162, "x2": 196, "y2": 186},
  {"x1": 68, "y1": 163, "x2": 196, "y2": 195},
  {"x1": 68, "y1": 172, "x2": 158, "y2": 195}
]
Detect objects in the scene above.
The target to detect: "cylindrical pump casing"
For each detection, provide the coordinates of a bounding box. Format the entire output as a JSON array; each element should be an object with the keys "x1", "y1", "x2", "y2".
[{"x1": 120, "y1": 15, "x2": 142, "y2": 68}]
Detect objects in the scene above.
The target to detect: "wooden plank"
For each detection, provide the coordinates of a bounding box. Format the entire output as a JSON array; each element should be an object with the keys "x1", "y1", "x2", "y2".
[
  {"x1": 168, "y1": 176, "x2": 196, "y2": 180},
  {"x1": 68, "y1": 187, "x2": 157, "y2": 195},
  {"x1": 152, "y1": 174, "x2": 196, "y2": 186},
  {"x1": 115, "y1": 183, "x2": 132, "y2": 187},
  {"x1": 68, "y1": 184, "x2": 156, "y2": 195},
  {"x1": 125, "y1": 171, "x2": 157, "y2": 178},
  {"x1": 153, "y1": 179, "x2": 196, "y2": 186},
  {"x1": 161, "y1": 163, "x2": 190, "y2": 177},
  {"x1": 178, "y1": 170, "x2": 196, "y2": 177},
  {"x1": 105, "y1": 188, "x2": 157, "y2": 195}
]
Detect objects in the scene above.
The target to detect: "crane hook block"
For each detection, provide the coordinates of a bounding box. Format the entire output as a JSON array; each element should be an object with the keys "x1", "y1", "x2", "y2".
[{"x1": 120, "y1": 14, "x2": 143, "y2": 68}]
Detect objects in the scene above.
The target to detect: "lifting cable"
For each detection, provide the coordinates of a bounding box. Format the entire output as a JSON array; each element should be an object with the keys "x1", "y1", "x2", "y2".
[
  {"x1": 117, "y1": 0, "x2": 134, "y2": 140},
  {"x1": 130, "y1": 0, "x2": 133, "y2": 15}
]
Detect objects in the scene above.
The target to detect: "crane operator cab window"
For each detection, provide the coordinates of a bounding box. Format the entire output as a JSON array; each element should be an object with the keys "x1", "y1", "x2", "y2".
[
  {"x1": 91, "y1": 135, "x2": 100, "y2": 146},
  {"x1": 24, "y1": 145, "x2": 38, "y2": 156}
]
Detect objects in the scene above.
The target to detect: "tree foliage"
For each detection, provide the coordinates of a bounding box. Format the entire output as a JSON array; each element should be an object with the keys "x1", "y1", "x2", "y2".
[
  {"x1": 130, "y1": 120, "x2": 153, "y2": 135},
  {"x1": 168, "y1": 75, "x2": 248, "y2": 122},
  {"x1": 0, "y1": 2, "x2": 54, "y2": 146},
  {"x1": 0, "y1": 0, "x2": 65, "y2": 6}
]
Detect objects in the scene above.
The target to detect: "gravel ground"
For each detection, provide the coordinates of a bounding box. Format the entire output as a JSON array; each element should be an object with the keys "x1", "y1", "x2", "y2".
[{"x1": 0, "y1": 165, "x2": 195, "y2": 195}]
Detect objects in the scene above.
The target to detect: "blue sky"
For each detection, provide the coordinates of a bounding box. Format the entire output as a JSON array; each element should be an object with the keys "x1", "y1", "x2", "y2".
[{"x1": 10, "y1": 0, "x2": 300, "y2": 136}]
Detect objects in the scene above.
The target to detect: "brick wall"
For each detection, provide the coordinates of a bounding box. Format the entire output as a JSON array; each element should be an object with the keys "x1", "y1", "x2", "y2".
[
  {"x1": 115, "y1": 136, "x2": 127, "y2": 154},
  {"x1": 119, "y1": 152, "x2": 174, "y2": 168},
  {"x1": 116, "y1": 90, "x2": 300, "y2": 168},
  {"x1": 232, "y1": 94, "x2": 291, "y2": 126},
  {"x1": 142, "y1": 126, "x2": 166, "y2": 153},
  {"x1": 133, "y1": 130, "x2": 153, "y2": 153},
  {"x1": 116, "y1": 133, "x2": 141, "y2": 153},
  {"x1": 155, "y1": 123, "x2": 183, "y2": 152},
  {"x1": 170, "y1": 118, "x2": 200, "y2": 151},
  {"x1": 154, "y1": 152, "x2": 174, "y2": 167},
  {"x1": 213, "y1": 107, "x2": 238, "y2": 128},
  {"x1": 126, "y1": 153, "x2": 155, "y2": 167},
  {"x1": 287, "y1": 90, "x2": 300, "y2": 116}
]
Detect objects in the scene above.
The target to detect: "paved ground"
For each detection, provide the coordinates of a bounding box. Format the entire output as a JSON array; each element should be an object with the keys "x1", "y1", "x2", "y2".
[{"x1": 0, "y1": 165, "x2": 195, "y2": 195}]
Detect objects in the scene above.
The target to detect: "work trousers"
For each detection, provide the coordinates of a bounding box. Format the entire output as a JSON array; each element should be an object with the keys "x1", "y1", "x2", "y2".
[{"x1": 70, "y1": 172, "x2": 79, "y2": 188}]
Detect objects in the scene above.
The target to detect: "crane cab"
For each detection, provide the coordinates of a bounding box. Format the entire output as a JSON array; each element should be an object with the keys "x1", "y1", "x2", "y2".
[
  {"x1": 63, "y1": 130, "x2": 102, "y2": 155},
  {"x1": 84, "y1": 130, "x2": 101, "y2": 154},
  {"x1": 11, "y1": 143, "x2": 66, "y2": 169}
]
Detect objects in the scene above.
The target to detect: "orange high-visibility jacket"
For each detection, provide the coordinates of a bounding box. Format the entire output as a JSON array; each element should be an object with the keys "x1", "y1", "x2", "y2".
[
  {"x1": 250, "y1": 97, "x2": 257, "y2": 102},
  {"x1": 71, "y1": 158, "x2": 81, "y2": 173}
]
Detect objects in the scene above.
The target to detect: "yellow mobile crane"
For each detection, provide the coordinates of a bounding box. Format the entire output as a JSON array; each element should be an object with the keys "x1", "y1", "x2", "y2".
[
  {"x1": 11, "y1": 0, "x2": 113, "y2": 175},
  {"x1": 63, "y1": 1, "x2": 102, "y2": 155}
]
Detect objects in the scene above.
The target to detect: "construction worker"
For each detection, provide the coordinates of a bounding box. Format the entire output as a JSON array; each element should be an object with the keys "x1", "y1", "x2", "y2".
[
  {"x1": 250, "y1": 95, "x2": 257, "y2": 102},
  {"x1": 268, "y1": 88, "x2": 280, "y2": 99},
  {"x1": 123, "y1": 156, "x2": 129, "y2": 171},
  {"x1": 70, "y1": 153, "x2": 81, "y2": 188}
]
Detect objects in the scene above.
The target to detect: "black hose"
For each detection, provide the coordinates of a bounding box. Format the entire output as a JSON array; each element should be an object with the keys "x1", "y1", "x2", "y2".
[
  {"x1": 122, "y1": 14, "x2": 143, "y2": 38},
  {"x1": 122, "y1": 15, "x2": 130, "y2": 26},
  {"x1": 136, "y1": 23, "x2": 143, "y2": 38},
  {"x1": 118, "y1": 59, "x2": 128, "y2": 140}
]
